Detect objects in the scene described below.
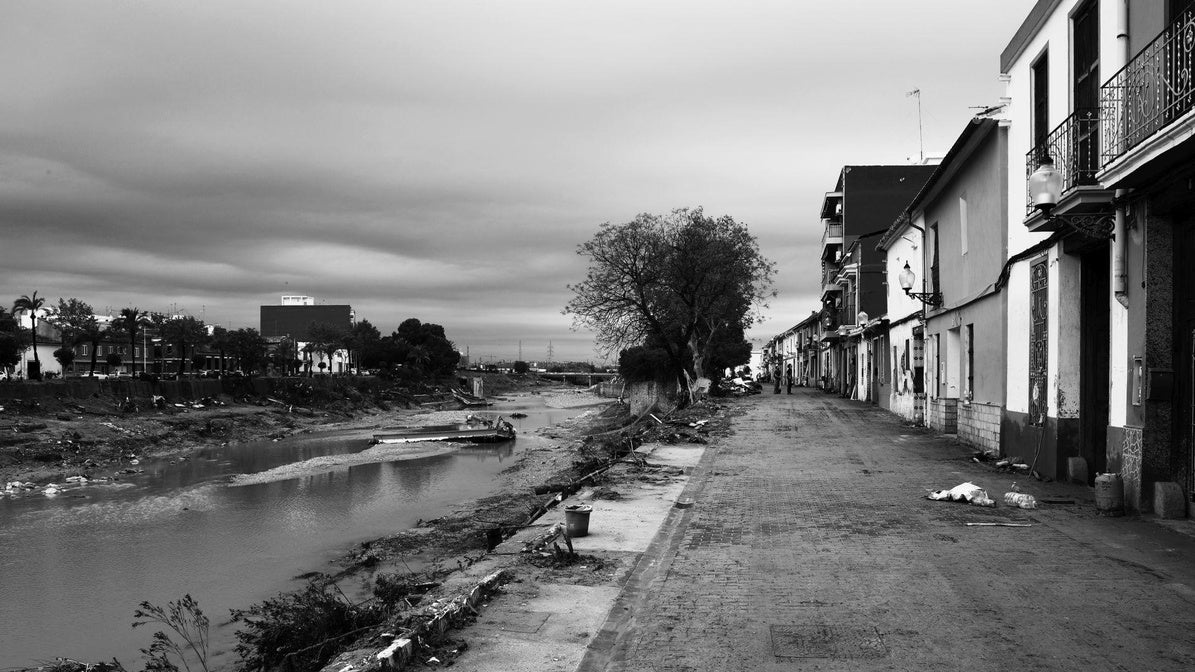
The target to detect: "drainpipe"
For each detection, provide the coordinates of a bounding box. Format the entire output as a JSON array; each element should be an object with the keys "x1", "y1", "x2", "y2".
[
  {"x1": 1114, "y1": 190, "x2": 1129, "y2": 307},
  {"x1": 1113, "y1": 1, "x2": 1129, "y2": 308}
]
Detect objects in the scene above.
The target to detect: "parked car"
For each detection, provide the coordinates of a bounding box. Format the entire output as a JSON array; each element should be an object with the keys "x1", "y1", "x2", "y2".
[{"x1": 81, "y1": 372, "x2": 109, "y2": 380}]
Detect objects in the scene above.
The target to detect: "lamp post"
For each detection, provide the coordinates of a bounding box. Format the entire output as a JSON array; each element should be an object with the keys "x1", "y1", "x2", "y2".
[
  {"x1": 898, "y1": 261, "x2": 943, "y2": 307},
  {"x1": 1027, "y1": 156, "x2": 1115, "y2": 238}
]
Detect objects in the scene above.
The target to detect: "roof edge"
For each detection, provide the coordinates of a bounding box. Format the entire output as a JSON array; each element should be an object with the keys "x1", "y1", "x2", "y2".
[{"x1": 1000, "y1": 0, "x2": 1063, "y2": 73}]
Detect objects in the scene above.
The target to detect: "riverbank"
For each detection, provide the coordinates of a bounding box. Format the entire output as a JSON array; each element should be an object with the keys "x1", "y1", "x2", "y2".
[
  {"x1": 4, "y1": 367, "x2": 741, "y2": 672},
  {"x1": 0, "y1": 372, "x2": 564, "y2": 491},
  {"x1": 3, "y1": 374, "x2": 649, "y2": 671}
]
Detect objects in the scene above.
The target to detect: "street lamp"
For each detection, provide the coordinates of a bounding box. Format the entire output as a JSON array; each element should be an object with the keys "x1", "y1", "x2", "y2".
[
  {"x1": 898, "y1": 262, "x2": 942, "y2": 307},
  {"x1": 1027, "y1": 156, "x2": 1115, "y2": 238}
]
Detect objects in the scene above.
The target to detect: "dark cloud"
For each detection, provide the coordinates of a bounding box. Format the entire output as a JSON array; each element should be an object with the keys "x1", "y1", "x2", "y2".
[{"x1": 1, "y1": 1, "x2": 1034, "y2": 361}]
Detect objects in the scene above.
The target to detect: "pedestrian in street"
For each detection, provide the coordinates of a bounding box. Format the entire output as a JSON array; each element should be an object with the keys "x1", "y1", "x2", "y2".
[
  {"x1": 785, "y1": 364, "x2": 793, "y2": 394},
  {"x1": 773, "y1": 364, "x2": 781, "y2": 394}
]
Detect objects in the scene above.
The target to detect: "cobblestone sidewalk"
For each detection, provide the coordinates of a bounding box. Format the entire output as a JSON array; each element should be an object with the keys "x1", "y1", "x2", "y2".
[{"x1": 579, "y1": 388, "x2": 1195, "y2": 672}]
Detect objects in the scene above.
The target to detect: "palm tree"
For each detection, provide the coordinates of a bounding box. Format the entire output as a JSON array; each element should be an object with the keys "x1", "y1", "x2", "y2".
[
  {"x1": 407, "y1": 344, "x2": 430, "y2": 378},
  {"x1": 117, "y1": 307, "x2": 147, "y2": 375},
  {"x1": 209, "y1": 325, "x2": 232, "y2": 373},
  {"x1": 12, "y1": 292, "x2": 45, "y2": 379}
]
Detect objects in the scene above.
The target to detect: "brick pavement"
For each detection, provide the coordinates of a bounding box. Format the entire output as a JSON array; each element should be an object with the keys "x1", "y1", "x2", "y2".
[{"x1": 578, "y1": 387, "x2": 1195, "y2": 671}]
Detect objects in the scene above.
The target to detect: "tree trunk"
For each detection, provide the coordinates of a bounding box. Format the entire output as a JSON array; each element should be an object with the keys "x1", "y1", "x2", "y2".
[{"x1": 30, "y1": 317, "x2": 40, "y2": 365}]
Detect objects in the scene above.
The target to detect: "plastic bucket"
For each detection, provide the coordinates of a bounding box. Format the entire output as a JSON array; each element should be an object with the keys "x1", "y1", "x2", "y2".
[
  {"x1": 564, "y1": 504, "x2": 592, "y2": 537},
  {"x1": 1094, "y1": 472, "x2": 1124, "y2": 516}
]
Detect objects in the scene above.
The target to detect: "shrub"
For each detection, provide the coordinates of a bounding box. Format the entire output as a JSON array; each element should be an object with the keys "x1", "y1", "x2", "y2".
[
  {"x1": 131, "y1": 594, "x2": 211, "y2": 672},
  {"x1": 231, "y1": 578, "x2": 384, "y2": 672}
]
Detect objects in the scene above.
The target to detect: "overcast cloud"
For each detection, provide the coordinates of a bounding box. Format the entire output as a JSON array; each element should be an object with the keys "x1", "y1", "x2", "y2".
[{"x1": 1, "y1": 0, "x2": 1034, "y2": 363}]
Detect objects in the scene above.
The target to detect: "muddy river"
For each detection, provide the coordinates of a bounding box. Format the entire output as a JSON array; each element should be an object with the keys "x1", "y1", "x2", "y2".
[{"x1": 0, "y1": 394, "x2": 599, "y2": 669}]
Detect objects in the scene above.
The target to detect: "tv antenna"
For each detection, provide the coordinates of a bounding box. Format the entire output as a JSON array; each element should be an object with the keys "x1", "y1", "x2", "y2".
[{"x1": 907, "y1": 88, "x2": 923, "y2": 163}]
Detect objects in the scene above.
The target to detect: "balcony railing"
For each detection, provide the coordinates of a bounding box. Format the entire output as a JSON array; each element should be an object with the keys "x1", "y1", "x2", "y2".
[
  {"x1": 1025, "y1": 108, "x2": 1101, "y2": 211},
  {"x1": 821, "y1": 220, "x2": 843, "y2": 248},
  {"x1": 822, "y1": 266, "x2": 839, "y2": 289},
  {"x1": 1101, "y1": 8, "x2": 1195, "y2": 164}
]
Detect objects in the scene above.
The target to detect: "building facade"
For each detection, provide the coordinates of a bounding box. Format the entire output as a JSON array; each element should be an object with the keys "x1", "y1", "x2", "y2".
[
  {"x1": 1002, "y1": 0, "x2": 1194, "y2": 514},
  {"x1": 818, "y1": 165, "x2": 936, "y2": 401},
  {"x1": 260, "y1": 297, "x2": 354, "y2": 374}
]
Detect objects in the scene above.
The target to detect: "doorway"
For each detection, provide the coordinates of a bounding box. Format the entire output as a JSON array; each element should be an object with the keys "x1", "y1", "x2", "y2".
[
  {"x1": 1176, "y1": 219, "x2": 1195, "y2": 503},
  {"x1": 1079, "y1": 243, "x2": 1111, "y2": 480}
]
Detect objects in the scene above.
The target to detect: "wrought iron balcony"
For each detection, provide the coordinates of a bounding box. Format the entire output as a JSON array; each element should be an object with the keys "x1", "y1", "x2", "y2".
[
  {"x1": 1025, "y1": 108, "x2": 1101, "y2": 213},
  {"x1": 1101, "y1": 8, "x2": 1195, "y2": 165}
]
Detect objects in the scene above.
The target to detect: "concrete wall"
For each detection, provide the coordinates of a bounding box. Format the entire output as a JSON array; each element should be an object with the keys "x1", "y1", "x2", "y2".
[
  {"x1": 625, "y1": 381, "x2": 680, "y2": 417},
  {"x1": 887, "y1": 320, "x2": 920, "y2": 423},
  {"x1": 921, "y1": 125, "x2": 1009, "y2": 301}
]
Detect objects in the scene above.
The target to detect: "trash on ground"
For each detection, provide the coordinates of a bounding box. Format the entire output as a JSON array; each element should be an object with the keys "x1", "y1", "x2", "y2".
[
  {"x1": 1004, "y1": 492, "x2": 1038, "y2": 509},
  {"x1": 927, "y1": 482, "x2": 996, "y2": 507}
]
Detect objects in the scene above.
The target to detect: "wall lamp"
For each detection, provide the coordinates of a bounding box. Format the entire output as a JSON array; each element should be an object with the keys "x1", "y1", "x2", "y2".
[
  {"x1": 898, "y1": 262, "x2": 942, "y2": 307},
  {"x1": 1027, "y1": 156, "x2": 1115, "y2": 238}
]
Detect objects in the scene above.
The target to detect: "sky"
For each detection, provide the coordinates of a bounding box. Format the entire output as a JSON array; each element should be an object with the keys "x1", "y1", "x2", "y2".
[{"x1": 0, "y1": 0, "x2": 1037, "y2": 364}]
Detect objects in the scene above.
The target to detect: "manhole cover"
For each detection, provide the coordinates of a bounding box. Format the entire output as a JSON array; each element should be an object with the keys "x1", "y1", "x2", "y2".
[
  {"x1": 478, "y1": 610, "x2": 551, "y2": 634},
  {"x1": 770, "y1": 625, "x2": 888, "y2": 659}
]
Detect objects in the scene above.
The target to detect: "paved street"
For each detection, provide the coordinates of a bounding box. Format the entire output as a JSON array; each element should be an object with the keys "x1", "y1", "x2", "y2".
[{"x1": 578, "y1": 387, "x2": 1195, "y2": 671}]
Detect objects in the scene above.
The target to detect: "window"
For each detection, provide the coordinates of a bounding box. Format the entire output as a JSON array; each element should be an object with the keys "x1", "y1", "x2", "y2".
[
  {"x1": 1073, "y1": 1, "x2": 1099, "y2": 111},
  {"x1": 965, "y1": 324, "x2": 974, "y2": 401},
  {"x1": 946, "y1": 327, "x2": 962, "y2": 398},
  {"x1": 934, "y1": 334, "x2": 942, "y2": 398},
  {"x1": 959, "y1": 193, "x2": 968, "y2": 255},
  {"x1": 929, "y1": 223, "x2": 941, "y2": 297},
  {"x1": 1032, "y1": 51, "x2": 1049, "y2": 148},
  {"x1": 1073, "y1": 1, "x2": 1099, "y2": 172}
]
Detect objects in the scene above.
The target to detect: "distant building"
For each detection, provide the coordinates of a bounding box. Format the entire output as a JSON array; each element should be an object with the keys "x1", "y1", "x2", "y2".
[
  {"x1": 260, "y1": 297, "x2": 354, "y2": 374},
  {"x1": 819, "y1": 164, "x2": 936, "y2": 402}
]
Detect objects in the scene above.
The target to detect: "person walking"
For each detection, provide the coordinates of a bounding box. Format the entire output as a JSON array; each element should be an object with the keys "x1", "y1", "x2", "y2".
[{"x1": 785, "y1": 364, "x2": 794, "y2": 394}]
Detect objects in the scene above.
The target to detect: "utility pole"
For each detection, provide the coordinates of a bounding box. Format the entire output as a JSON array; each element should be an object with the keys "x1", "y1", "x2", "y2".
[{"x1": 907, "y1": 88, "x2": 924, "y2": 164}]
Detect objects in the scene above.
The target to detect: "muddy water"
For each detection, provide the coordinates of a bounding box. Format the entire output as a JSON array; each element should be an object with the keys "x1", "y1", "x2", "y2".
[{"x1": 0, "y1": 394, "x2": 601, "y2": 669}]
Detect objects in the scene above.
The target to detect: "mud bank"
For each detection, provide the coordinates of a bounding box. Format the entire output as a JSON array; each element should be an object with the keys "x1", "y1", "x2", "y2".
[{"x1": 10, "y1": 375, "x2": 739, "y2": 672}]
